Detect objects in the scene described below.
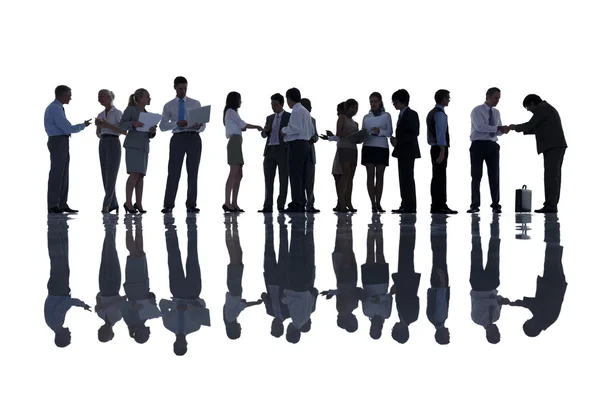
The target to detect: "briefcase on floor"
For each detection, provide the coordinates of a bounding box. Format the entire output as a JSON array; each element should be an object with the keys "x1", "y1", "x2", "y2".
[{"x1": 515, "y1": 185, "x2": 532, "y2": 213}]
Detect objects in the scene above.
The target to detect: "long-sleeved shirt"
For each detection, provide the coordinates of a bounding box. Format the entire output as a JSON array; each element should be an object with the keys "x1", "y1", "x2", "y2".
[
  {"x1": 470, "y1": 103, "x2": 503, "y2": 142},
  {"x1": 362, "y1": 111, "x2": 393, "y2": 148},
  {"x1": 44, "y1": 100, "x2": 86, "y2": 137},
  {"x1": 223, "y1": 293, "x2": 249, "y2": 322},
  {"x1": 282, "y1": 289, "x2": 315, "y2": 329},
  {"x1": 427, "y1": 104, "x2": 448, "y2": 146},
  {"x1": 45, "y1": 295, "x2": 88, "y2": 332},
  {"x1": 97, "y1": 106, "x2": 123, "y2": 136},
  {"x1": 224, "y1": 108, "x2": 247, "y2": 138},
  {"x1": 470, "y1": 290, "x2": 501, "y2": 326},
  {"x1": 159, "y1": 96, "x2": 206, "y2": 133},
  {"x1": 282, "y1": 102, "x2": 314, "y2": 142},
  {"x1": 159, "y1": 298, "x2": 210, "y2": 335},
  {"x1": 95, "y1": 294, "x2": 126, "y2": 325}
]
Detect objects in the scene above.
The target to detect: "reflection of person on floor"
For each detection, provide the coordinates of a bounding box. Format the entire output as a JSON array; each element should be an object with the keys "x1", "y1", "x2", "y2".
[
  {"x1": 508, "y1": 215, "x2": 567, "y2": 337},
  {"x1": 282, "y1": 214, "x2": 318, "y2": 344},
  {"x1": 426, "y1": 215, "x2": 450, "y2": 345},
  {"x1": 223, "y1": 214, "x2": 262, "y2": 340},
  {"x1": 120, "y1": 216, "x2": 161, "y2": 344},
  {"x1": 391, "y1": 214, "x2": 420, "y2": 344},
  {"x1": 359, "y1": 214, "x2": 392, "y2": 340},
  {"x1": 45, "y1": 215, "x2": 91, "y2": 348},
  {"x1": 95, "y1": 214, "x2": 126, "y2": 343},
  {"x1": 261, "y1": 214, "x2": 290, "y2": 338},
  {"x1": 159, "y1": 215, "x2": 210, "y2": 356},
  {"x1": 470, "y1": 214, "x2": 506, "y2": 344},
  {"x1": 320, "y1": 214, "x2": 360, "y2": 333}
]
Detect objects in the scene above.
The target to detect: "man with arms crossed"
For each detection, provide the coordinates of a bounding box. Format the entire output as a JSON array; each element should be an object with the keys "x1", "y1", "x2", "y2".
[
  {"x1": 468, "y1": 87, "x2": 508, "y2": 214},
  {"x1": 508, "y1": 94, "x2": 567, "y2": 213},
  {"x1": 259, "y1": 93, "x2": 291, "y2": 213},
  {"x1": 281, "y1": 88, "x2": 314, "y2": 213},
  {"x1": 45, "y1": 85, "x2": 92, "y2": 214},
  {"x1": 159, "y1": 76, "x2": 205, "y2": 214}
]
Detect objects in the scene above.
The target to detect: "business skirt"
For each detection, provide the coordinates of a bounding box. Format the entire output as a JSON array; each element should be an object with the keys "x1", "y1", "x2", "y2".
[
  {"x1": 125, "y1": 147, "x2": 149, "y2": 175},
  {"x1": 338, "y1": 147, "x2": 358, "y2": 166},
  {"x1": 361, "y1": 146, "x2": 390, "y2": 166},
  {"x1": 227, "y1": 134, "x2": 244, "y2": 165}
]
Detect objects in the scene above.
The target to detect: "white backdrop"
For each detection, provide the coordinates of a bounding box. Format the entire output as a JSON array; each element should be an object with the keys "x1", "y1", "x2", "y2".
[{"x1": 0, "y1": 0, "x2": 597, "y2": 392}]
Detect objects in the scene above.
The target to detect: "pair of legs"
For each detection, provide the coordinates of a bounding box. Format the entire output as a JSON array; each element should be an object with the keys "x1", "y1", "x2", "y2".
[
  {"x1": 47, "y1": 135, "x2": 71, "y2": 210},
  {"x1": 125, "y1": 172, "x2": 145, "y2": 211},
  {"x1": 365, "y1": 164, "x2": 386, "y2": 211},
  {"x1": 225, "y1": 164, "x2": 243, "y2": 210},
  {"x1": 163, "y1": 133, "x2": 202, "y2": 210},
  {"x1": 542, "y1": 147, "x2": 566, "y2": 211},
  {"x1": 99, "y1": 136, "x2": 121, "y2": 212},
  {"x1": 469, "y1": 141, "x2": 500, "y2": 211},
  {"x1": 338, "y1": 148, "x2": 357, "y2": 212}
]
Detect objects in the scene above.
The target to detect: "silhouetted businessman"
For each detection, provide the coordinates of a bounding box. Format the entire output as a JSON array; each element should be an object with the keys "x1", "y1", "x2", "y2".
[
  {"x1": 282, "y1": 214, "x2": 318, "y2": 343},
  {"x1": 320, "y1": 214, "x2": 360, "y2": 333},
  {"x1": 510, "y1": 214, "x2": 567, "y2": 337},
  {"x1": 426, "y1": 214, "x2": 451, "y2": 344},
  {"x1": 469, "y1": 214, "x2": 505, "y2": 344},
  {"x1": 391, "y1": 214, "x2": 421, "y2": 344},
  {"x1": 159, "y1": 215, "x2": 210, "y2": 356},
  {"x1": 45, "y1": 215, "x2": 91, "y2": 347},
  {"x1": 261, "y1": 214, "x2": 291, "y2": 338},
  {"x1": 95, "y1": 214, "x2": 126, "y2": 343}
]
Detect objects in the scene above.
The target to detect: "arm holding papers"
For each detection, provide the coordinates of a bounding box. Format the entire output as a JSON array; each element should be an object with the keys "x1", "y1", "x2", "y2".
[
  {"x1": 137, "y1": 112, "x2": 162, "y2": 132},
  {"x1": 187, "y1": 105, "x2": 211, "y2": 132}
]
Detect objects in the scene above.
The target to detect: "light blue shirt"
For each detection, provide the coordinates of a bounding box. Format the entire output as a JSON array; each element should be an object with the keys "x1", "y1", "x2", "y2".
[
  {"x1": 433, "y1": 104, "x2": 448, "y2": 146},
  {"x1": 44, "y1": 295, "x2": 88, "y2": 332},
  {"x1": 44, "y1": 100, "x2": 86, "y2": 137}
]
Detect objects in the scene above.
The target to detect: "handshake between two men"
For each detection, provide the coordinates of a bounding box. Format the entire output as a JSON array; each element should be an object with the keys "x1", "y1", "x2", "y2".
[{"x1": 499, "y1": 124, "x2": 518, "y2": 134}]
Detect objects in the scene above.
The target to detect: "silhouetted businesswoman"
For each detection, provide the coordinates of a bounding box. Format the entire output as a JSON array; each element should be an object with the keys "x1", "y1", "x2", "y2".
[
  {"x1": 45, "y1": 85, "x2": 92, "y2": 214},
  {"x1": 390, "y1": 89, "x2": 420, "y2": 214},
  {"x1": 509, "y1": 95, "x2": 568, "y2": 213}
]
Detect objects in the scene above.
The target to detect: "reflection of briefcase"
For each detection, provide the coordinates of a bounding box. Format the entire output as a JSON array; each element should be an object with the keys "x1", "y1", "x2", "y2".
[{"x1": 515, "y1": 185, "x2": 532, "y2": 213}]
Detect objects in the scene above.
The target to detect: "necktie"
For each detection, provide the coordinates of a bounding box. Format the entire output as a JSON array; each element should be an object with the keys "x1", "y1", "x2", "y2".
[
  {"x1": 488, "y1": 107, "x2": 494, "y2": 126},
  {"x1": 178, "y1": 99, "x2": 185, "y2": 130},
  {"x1": 272, "y1": 114, "x2": 281, "y2": 144}
]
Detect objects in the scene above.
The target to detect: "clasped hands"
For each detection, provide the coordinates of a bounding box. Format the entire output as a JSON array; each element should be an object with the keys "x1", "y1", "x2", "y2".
[
  {"x1": 499, "y1": 125, "x2": 517, "y2": 134},
  {"x1": 176, "y1": 120, "x2": 203, "y2": 130}
]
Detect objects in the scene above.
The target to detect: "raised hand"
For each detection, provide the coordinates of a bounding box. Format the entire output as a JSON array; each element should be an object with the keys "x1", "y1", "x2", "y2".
[{"x1": 84, "y1": 119, "x2": 93, "y2": 127}]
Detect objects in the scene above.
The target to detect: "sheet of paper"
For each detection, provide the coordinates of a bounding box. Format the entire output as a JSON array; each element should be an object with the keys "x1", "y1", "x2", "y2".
[
  {"x1": 137, "y1": 112, "x2": 162, "y2": 132},
  {"x1": 187, "y1": 105, "x2": 211, "y2": 126}
]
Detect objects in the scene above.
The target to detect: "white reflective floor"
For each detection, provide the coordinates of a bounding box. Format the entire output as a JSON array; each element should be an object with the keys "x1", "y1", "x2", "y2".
[{"x1": 2, "y1": 210, "x2": 595, "y2": 391}]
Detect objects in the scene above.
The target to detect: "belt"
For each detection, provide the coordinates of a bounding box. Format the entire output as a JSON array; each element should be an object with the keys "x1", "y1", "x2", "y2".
[
  {"x1": 175, "y1": 131, "x2": 198, "y2": 135},
  {"x1": 101, "y1": 134, "x2": 119, "y2": 138},
  {"x1": 49, "y1": 135, "x2": 70, "y2": 138}
]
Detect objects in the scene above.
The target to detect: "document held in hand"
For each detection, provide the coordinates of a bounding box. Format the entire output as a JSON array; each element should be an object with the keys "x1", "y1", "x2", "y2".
[
  {"x1": 187, "y1": 105, "x2": 211, "y2": 126},
  {"x1": 137, "y1": 112, "x2": 163, "y2": 132}
]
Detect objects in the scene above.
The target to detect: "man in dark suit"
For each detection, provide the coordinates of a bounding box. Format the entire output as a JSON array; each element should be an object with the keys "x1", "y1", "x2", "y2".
[
  {"x1": 259, "y1": 93, "x2": 291, "y2": 213},
  {"x1": 508, "y1": 95, "x2": 567, "y2": 213},
  {"x1": 390, "y1": 89, "x2": 420, "y2": 214}
]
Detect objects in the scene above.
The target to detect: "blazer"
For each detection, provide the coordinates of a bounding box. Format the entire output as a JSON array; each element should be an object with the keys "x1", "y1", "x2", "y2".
[
  {"x1": 514, "y1": 101, "x2": 568, "y2": 154},
  {"x1": 261, "y1": 111, "x2": 291, "y2": 156},
  {"x1": 120, "y1": 105, "x2": 155, "y2": 153},
  {"x1": 392, "y1": 107, "x2": 421, "y2": 159}
]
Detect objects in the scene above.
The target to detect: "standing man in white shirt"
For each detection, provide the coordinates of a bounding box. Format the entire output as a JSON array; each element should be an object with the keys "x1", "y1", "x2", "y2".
[
  {"x1": 281, "y1": 88, "x2": 314, "y2": 213},
  {"x1": 159, "y1": 76, "x2": 205, "y2": 214},
  {"x1": 468, "y1": 87, "x2": 508, "y2": 214}
]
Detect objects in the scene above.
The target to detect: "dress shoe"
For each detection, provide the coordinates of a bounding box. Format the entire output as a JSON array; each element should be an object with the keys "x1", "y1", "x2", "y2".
[
  {"x1": 534, "y1": 207, "x2": 557, "y2": 213},
  {"x1": 187, "y1": 207, "x2": 200, "y2": 213},
  {"x1": 133, "y1": 203, "x2": 146, "y2": 214},
  {"x1": 258, "y1": 208, "x2": 273, "y2": 213},
  {"x1": 306, "y1": 207, "x2": 320, "y2": 213},
  {"x1": 60, "y1": 206, "x2": 78, "y2": 213},
  {"x1": 161, "y1": 207, "x2": 173, "y2": 214},
  {"x1": 492, "y1": 207, "x2": 502, "y2": 214},
  {"x1": 467, "y1": 207, "x2": 480, "y2": 213}
]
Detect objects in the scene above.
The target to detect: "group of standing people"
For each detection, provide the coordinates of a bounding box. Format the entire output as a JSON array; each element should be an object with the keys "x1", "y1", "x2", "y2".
[{"x1": 44, "y1": 78, "x2": 567, "y2": 215}]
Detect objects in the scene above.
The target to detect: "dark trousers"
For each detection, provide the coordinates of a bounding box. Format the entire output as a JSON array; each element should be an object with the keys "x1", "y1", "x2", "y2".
[
  {"x1": 305, "y1": 159, "x2": 316, "y2": 208},
  {"x1": 99, "y1": 136, "x2": 121, "y2": 209},
  {"x1": 430, "y1": 216, "x2": 448, "y2": 288},
  {"x1": 543, "y1": 147, "x2": 566, "y2": 209},
  {"x1": 99, "y1": 222, "x2": 121, "y2": 296},
  {"x1": 397, "y1": 157, "x2": 417, "y2": 210},
  {"x1": 287, "y1": 140, "x2": 310, "y2": 210},
  {"x1": 47, "y1": 217, "x2": 70, "y2": 296},
  {"x1": 430, "y1": 146, "x2": 448, "y2": 209},
  {"x1": 469, "y1": 140, "x2": 500, "y2": 209},
  {"x1": 163, "y1": 133, "x2": 202, "y2": 209},
  {"x1": 263, "y1": 144, "x2": 289, "y2": 209},
  {"x1": 469, "y1": 236, "x2": 500, "y2": 292},
  {"x1": 166, "y1": 223, "x2": 201, "y2": 299},
  {"x1": 47, "y1": 136, "x2": 70, "y2": 209}
]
